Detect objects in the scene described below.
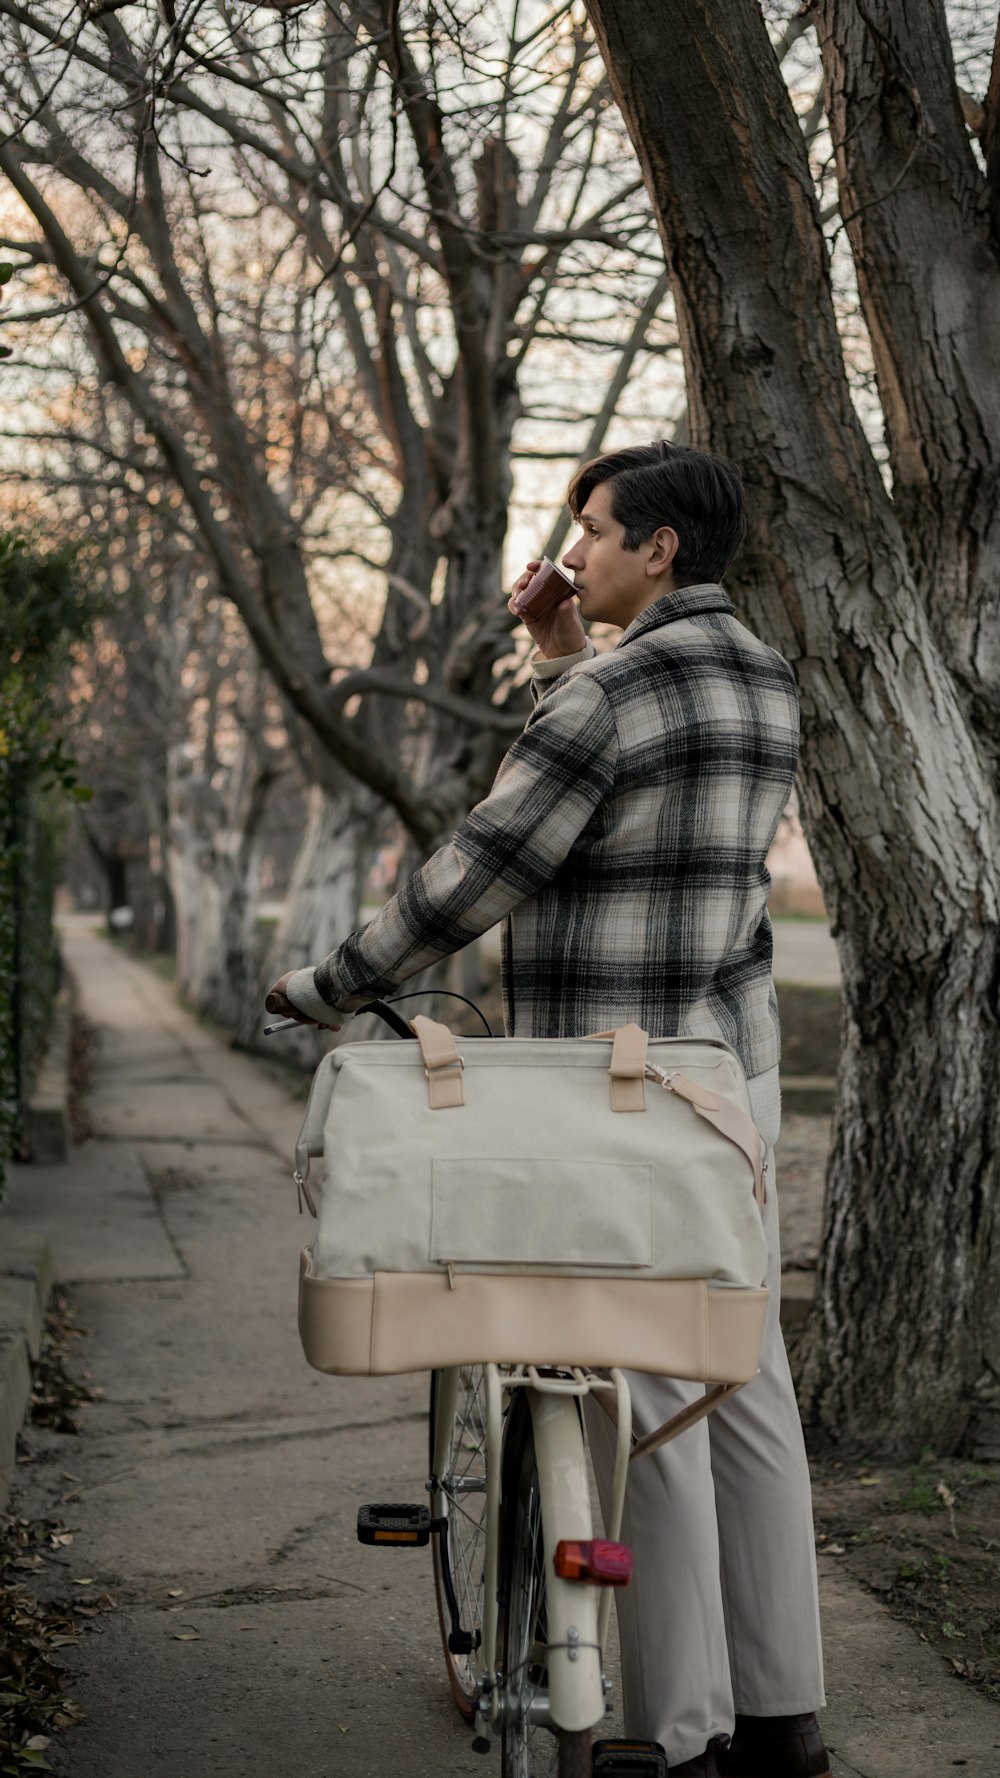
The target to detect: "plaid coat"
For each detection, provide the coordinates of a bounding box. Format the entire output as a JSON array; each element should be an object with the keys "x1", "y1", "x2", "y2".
[{"x1": 305, "y1": 584, "x2": 800, "y2": 1081}]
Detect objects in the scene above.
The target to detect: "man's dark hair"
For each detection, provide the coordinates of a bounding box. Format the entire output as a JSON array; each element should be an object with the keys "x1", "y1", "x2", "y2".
[{"x1": 567, "y1": 440, "x2": 747, "y2": 585}]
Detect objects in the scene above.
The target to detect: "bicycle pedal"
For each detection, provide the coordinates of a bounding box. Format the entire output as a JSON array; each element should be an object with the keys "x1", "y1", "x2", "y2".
[
  {"x1": 592, "y1": 1740, "x2": 668, "y2": 1776},
  {"x1": 357, "y1": 1503, "x2": 431, "y2": 1547}
]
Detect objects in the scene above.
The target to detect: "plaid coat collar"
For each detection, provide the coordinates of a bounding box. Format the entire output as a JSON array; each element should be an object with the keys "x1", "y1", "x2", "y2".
[{"x1": 617, "y1": 582, "x2": 735, "y2": 648}]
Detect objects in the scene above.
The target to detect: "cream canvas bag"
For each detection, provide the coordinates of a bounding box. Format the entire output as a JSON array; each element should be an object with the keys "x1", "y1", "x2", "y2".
[{"x1": 293, "y1": 1017, "x2": 769, "y2": 1381}]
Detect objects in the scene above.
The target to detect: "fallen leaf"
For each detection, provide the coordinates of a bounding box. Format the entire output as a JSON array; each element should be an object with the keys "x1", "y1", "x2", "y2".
[
  {"x1": 825, "y1": 1543, "x2": 845, "y2": 1555},
  {"x1": 166, "y1": 1588, "x2": 185, "y2": 1598},
  {"x1": 71, "y1": 1577, "x2": 94, "y2": 1586},
  {"x1": 173, "y1": 1632, "x2": 201, "y2": 1642},
  {"x1": 936, "y1": 1481, "x2": 959, "y2": 1540},
  {"x1": 858, "y1": 1476, "x2": 881, "y2": 1487},
  {"x1": 52, "y1": 1703, "x2": 85, "y2": 1727},
  {"x1": 24, "y1": 1738, "x2": 51, "y2": 1751}
]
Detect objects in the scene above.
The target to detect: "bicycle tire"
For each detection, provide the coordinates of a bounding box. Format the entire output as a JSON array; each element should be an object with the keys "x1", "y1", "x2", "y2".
[
  {"x1": 553, "y1": 1730, "x2": 593, "y2": 1778},
  {"x1": 499, "y1": 1404, "x2": 593, "y2": 1778},
  {"x1": 428, "y1": 1366, "x2": 489, "y2": 1719}
]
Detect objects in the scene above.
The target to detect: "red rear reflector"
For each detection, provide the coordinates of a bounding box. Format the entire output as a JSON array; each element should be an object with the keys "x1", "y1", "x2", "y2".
[{"x1": 553, "y1": 1538, "x2": 633, "y2": 1585}]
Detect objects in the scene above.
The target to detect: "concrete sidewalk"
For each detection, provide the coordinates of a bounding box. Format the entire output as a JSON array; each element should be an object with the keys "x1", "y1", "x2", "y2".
[{"x1": 3, "y1": 920, "x2": 998, "y2": 1777}]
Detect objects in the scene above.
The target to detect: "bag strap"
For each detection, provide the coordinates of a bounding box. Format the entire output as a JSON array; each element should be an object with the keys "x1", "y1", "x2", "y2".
[
  {"x1": 654, "y1": 1069, "x2": 766, "y2": 1205},
  {"x1": 602, "y1": 1031, "x2": 766, "y2": 1198},
  {"x1": 411, "y1": 1014, "x2": 466, "y2": 1108}
]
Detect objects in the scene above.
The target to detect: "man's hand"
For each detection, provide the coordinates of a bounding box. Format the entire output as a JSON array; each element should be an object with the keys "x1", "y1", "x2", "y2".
[
  {"x1": 265, "y1": 971, "x2": 338, "y2": 1029},
  {"x1": 509, "y1": 560, "x2": 588, "y2": 659}
]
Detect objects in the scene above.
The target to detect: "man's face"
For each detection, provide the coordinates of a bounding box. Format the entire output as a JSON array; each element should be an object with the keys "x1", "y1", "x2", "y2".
[{"x1": 561, "y1": 479, "x2": 677, "y2": 629}]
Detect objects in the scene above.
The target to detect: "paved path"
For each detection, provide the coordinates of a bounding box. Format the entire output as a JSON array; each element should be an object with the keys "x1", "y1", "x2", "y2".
[
  {"x1": 770, "y1": 918, "x2": 840, "y2": 988},
  {"x1": 4, "y1": 921, "x2": 997, "y2": 1778}
]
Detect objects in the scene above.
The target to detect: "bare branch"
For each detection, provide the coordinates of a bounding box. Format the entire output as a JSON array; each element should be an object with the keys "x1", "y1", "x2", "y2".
[
  {"x1": 367, "y1": 0, "x2": 498, "y2": 510},
  {"x1": 0, "y1": 141, "x2": 442, "y2": 844},
  {"x1": 327, "y1": 666, "x2": 525, "y2": 731},
  {"x1": 540, "y1": 268, "x2": 672, "y2": 563},
  {"x1": 984, "y1": 7, "x2": 1000, "y2": 246}
]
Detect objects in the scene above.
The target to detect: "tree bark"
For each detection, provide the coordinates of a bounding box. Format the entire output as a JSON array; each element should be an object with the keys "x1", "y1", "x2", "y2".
[
  {"x1": 165, "y1": 726, "x2": 271, "y2": 1036},
  {"x1": 816, "y1": 0, "x2": 1000, "y2": 753},
  {"x1": 584, "y1": 0, "x2": 1000, "y2": 1453},
  {"x1": 251, "y1": 782, "x2": 375, "y2": 1063},
  {"x1": 174, "y1": 831, "x2": 264, "y2": 1035}
]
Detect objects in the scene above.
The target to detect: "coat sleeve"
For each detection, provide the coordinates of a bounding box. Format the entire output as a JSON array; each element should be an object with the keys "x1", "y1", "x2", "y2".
[{"x1": 286, "y1": 668, "x2": 618, "y2": 1020}]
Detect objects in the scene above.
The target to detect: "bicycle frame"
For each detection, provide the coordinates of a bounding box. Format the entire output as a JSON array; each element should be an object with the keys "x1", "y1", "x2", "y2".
[{"x1": 433, "y1": 1363, "x2": 634, "y2": 1739}]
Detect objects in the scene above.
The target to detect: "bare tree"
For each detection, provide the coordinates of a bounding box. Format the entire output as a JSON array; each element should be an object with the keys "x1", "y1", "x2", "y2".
[
  {"x1": 583, "y1": 0, "x2": 1000, "y2": 1454},
  {"x1": 0, "y1": 0, "x2": 671, "y2": 1020},
  {"x1": 52, "y1": 462, "x2": 288, "y2": 1027}
]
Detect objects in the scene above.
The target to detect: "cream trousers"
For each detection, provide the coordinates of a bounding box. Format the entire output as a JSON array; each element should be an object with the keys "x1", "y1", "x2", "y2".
[{"x1": 585, "y1": 1151, "x2": 826, "y2": 1767}]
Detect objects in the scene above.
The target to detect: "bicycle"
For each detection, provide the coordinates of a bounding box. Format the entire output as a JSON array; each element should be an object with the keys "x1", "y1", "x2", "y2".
[
  {"x1": 426, "y1": 1359, "x2": 634, "y2": 1776},
  {"x1": 344, "y1": 996, "x2": 744, "y2": 1777}
]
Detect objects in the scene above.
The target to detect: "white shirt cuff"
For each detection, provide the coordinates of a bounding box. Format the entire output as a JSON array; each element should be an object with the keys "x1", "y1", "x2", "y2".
[
  {"x1": 284, "y1": 967, "x2": 342, "y2": 1026},
  {"x1": 530, "y1": 641, "x2": 597, "y2": 680}
]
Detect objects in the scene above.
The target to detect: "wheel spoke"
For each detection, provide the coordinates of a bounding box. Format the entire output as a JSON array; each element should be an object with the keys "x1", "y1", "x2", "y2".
[
  {"x1": 501, "y1": 1434, "x2": 567, "y2": 1778},
  {"x1": 430, "y1": 1367, "x2": 489, "y2": 1714}
]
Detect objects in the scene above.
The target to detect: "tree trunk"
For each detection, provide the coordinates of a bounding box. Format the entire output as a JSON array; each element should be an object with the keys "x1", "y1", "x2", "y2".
[
  {"x1": 584, "y1": 0, "x2": 1000, "y2": 1453},
  {"x1": 181, "y1": 832, "x2": 264, "y2": 1033},
  {"x1": 165, "y1": 798, "x2": 201, "y2": 995},
  {"x1": 812, "y1": 933, "x2": 1000, "y2": 1452},
  {"x1": 817, "y1": 0, "x2": 1000, "y2": 752},
  {"x1": 165, "y1": 734, "x2": 269, "y2": 1037},
  {"x1": 251, "y1": 781, "x2": 375, "y2": 1062}
]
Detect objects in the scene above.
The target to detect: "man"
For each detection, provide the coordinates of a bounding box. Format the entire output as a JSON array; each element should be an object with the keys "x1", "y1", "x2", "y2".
[{"x1": 268, "y1": 441, "x2": 829, "y2": 1778}]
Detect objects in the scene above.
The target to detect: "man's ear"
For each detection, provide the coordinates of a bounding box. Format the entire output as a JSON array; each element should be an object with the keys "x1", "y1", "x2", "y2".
[{"x1": 646, "y1": 525, "x2": 680, "y2": 578}]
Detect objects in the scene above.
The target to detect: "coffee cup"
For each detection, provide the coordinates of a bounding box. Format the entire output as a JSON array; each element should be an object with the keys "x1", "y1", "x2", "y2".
[{"x1": 512, "y1": 556, "x2": 577, "y2": 621}]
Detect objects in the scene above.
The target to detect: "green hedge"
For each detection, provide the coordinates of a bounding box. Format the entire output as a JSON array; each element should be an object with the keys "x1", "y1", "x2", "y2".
[
  {"x1": 0, "y1": 770, "x2": 62, "y2": 1168},
  {"x1": 0, "y1": 806, "x2": 16, "y2": 1168},
  {"x1": 0, "y1": 534, "x2": 96, "y2": 1183}
]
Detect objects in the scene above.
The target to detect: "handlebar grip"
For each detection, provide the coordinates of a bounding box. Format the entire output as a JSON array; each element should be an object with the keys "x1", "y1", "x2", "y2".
[{"x1": 264, "y1": 992, "x2": 284, "y2": 1014}]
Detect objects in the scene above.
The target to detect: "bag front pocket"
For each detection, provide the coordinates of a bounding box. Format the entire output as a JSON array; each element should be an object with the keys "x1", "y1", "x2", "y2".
[{"x1": 430, "y1": 1157, "x2": 653, "y2": 1269}]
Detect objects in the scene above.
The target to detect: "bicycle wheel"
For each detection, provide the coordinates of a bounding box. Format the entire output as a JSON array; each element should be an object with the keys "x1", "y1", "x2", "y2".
[
  {"x1": 500, "y1": 1404, "x2": 593, "y2": 1778},
  {"x1": 428, "y1": 1366, "x2": 489, "y2": 1718}
]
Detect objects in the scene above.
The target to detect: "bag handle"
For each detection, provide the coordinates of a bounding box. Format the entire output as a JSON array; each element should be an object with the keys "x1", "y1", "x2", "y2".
[
  {"x1": 411, "y1": 1015, "x2": 649, "y2": 1114},
  {"x1": 411, "y1": 1014, "x2": 466, "y2": 1108},
  {"x1": 408, "y1": 1014, "x2": 765, "y2": 1201},
  {"x1": 583, "y1": 1022, "x2": 651, "y2": 1110}
]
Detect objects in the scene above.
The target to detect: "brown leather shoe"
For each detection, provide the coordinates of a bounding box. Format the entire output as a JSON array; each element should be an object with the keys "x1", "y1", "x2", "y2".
[{"x1": 715, "y1": 1713, "x2": 830, "y2": 1778}]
